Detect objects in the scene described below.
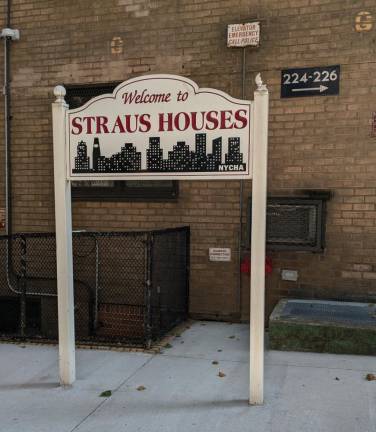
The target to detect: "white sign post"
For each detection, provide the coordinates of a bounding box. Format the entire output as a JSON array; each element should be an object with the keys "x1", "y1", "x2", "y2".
[
  {"x1": 250, "y1": 76, "x2": 269, "y2": 405},
  {"x1": 52, "y1": 86, "x2": 75, "y2": 385},
  {"x1": 52, "y1": 74, "x2": 268, "y2": 402}
]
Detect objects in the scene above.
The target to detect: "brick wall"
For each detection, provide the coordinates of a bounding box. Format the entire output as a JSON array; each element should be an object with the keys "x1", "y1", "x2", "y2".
[{"x1": 0, "y1": 0, "x2": 375, "y2": 321}]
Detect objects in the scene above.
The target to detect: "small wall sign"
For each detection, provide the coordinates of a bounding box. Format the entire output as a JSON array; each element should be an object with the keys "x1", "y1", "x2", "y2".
[
  {"x1": 281, "y1": 65, "x2": 340, "y2": 98},
  {"x1": 209, "y1": 248, "x2": 231, "y2": 262},
  {"x1": 227, "y1": 22, "x2": 260, "y2": 48}
]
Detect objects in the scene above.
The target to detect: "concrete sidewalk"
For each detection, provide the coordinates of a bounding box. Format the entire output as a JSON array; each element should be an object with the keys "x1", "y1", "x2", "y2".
[{"x1": 0, "y1": 321, "x2": 375, "y2": 432}]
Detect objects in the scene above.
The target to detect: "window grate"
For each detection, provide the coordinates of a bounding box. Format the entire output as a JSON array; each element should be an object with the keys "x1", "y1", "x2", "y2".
[{"x1": 248, "y1": 196, "x2": 327, "y2": 252}]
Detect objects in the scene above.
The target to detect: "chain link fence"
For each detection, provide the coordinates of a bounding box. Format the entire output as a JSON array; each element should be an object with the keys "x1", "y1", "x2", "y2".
[{"x1": 0, "y1": 227, "x2": 189, "y2": 348}]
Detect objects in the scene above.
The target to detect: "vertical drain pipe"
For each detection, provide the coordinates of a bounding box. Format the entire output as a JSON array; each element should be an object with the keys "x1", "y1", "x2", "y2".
[
  {"x1": 2, "y1": 3, "x2": 20, "y2": 294},
  {"x1": 3, "y1": 0, "x2": 13, "y2": 236}
]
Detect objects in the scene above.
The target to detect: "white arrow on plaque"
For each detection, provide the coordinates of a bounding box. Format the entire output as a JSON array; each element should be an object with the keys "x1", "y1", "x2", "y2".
[{"x1": 292, "y1": 85, "x2": 328, "y2": 93}]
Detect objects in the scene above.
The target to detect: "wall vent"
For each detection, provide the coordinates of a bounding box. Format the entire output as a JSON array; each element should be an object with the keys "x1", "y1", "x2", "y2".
[{"x1": 248, "y1": 196, "x2": 327, "y2": 252}]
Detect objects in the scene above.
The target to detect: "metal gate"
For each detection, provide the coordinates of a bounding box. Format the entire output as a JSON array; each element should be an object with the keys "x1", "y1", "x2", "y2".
[{"x1": 0, "y1": 227, "x2": 190, "y2": 348}]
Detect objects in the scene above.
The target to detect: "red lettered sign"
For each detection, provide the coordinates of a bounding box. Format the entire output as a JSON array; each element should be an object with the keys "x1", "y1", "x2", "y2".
[{"x1": 67, "y1": 75, "x2": 252, "y2": 180}]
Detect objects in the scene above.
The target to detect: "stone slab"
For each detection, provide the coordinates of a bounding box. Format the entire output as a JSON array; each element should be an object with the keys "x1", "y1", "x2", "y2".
[{"x1": 269, "y1": 299, "x2": 376, "y2": 355}]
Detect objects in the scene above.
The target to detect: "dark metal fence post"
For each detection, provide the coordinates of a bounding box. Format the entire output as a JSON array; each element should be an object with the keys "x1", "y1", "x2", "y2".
[
  {"x1": 93, "y1": 235, "x2": 99, "y2": 335},
  {"x1": 144, "y1": 232, "x2": 153, "y2": 349},
  {"x1": 19, "y1": 236, "x2": 27, "y2": 337},
  {"x1": 185, "y1": 228, "x2": 190, "y2": 318}
]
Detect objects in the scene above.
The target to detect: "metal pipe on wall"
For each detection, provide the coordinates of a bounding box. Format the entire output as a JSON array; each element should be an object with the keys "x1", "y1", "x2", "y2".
[
  {"x1": 2, "y1": 14, "x2": 56, "y2": 300},
  {"x1": 4, "y1": 0, "x2": 12, "y2": 236},
  {"x1": 3, "y1": 0, "x2": 19, "y2": 297}
]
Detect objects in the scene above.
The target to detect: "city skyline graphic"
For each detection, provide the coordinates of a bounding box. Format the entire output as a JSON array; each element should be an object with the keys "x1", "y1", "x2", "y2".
[{"x1": 73, "y1": 133, "x2": 246, "y2": 174}]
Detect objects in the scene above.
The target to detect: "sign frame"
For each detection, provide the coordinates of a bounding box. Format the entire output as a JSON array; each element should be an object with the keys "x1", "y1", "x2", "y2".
[{"x1": 52, "y1": 74, "x2": 269, "y2": 405}]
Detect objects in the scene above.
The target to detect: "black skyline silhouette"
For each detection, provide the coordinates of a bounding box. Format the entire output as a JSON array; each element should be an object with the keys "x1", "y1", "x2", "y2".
[{"x1": 73, "y1": 133, "x2": 245, "y2": 174}]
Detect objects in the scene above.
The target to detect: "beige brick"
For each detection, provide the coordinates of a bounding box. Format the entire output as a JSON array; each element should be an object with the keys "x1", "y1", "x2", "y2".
[{"x1": 0, "y1": 0, "x2": 374, "y2": 321}]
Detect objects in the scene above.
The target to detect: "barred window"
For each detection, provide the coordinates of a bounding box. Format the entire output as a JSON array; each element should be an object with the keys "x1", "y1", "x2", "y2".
[{"x1": 65, "y1": 83, "x2": 178, "y2": 201}]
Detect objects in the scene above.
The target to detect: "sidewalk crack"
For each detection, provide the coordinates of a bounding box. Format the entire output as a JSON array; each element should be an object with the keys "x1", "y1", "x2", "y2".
[{"x1": 69, "y1": 354, "x2": 155, "y2": 432}]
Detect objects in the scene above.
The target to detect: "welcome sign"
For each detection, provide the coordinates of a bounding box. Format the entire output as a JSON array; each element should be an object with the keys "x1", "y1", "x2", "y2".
[
  {"x1": 53, "y1": 73, "x2": 268, "y2": 402},
  {"x1": 67, "y1": 75, "x2": 253, "y2": 180}
]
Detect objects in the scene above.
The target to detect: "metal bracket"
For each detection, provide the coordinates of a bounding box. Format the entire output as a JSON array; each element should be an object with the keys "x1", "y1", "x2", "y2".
[{"x1": 1, "y1": 28, "x2": 20, "y2": 40}]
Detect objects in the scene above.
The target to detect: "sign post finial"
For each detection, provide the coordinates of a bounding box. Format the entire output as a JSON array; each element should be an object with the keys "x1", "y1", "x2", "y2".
[
  {"x1": 255, "y1": 73, "x2": 267, "y2": 93},
  {"x1": 54, "y1": 85, "x2": 66, "y2": 104}
]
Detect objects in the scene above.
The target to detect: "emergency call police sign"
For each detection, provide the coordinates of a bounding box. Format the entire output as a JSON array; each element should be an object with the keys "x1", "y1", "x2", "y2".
[{"x1": 67, "y1": 75, "x2": 252, "y2": 180}]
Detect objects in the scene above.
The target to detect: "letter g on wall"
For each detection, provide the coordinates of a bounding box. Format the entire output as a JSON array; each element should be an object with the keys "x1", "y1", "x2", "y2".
[{"x1": 355, "y1": 11, "x2": 373, "y2": 32}]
